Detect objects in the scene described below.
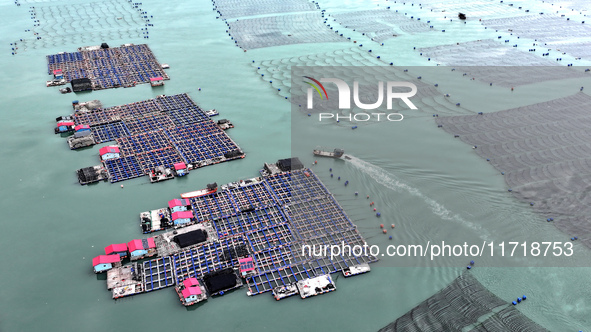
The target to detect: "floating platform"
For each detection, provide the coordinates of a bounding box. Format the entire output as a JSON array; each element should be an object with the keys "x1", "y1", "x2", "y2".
[
  {"x1": 296, "y1": 274, "x2": 335, "y2": 299},
  {"x1": 272, "y1": 284, "x2": 299, "y2": 300},
  {"x1": 342, "y1": 263, "x2": 371, "y2": 277},
  {"x1": 54, "y1": 93, "x2": 244, "y2": 185},
  {"x1": 93, "y1": 160, "x2": 377, "y2": 305},
  {"x1": 46, "y1": 44, "x2": 169, "y2": 91},
  {"x1": 76, "y1": 165, "x2": 108, "y2": 185}
]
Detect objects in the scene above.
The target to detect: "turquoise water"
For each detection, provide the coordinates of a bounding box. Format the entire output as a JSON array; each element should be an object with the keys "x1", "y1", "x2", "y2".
[{"x1": 1, "y1": 0, "x2": 591, "y2": 330}]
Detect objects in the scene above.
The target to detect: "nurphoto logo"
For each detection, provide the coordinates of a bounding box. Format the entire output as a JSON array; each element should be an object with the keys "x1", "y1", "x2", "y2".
[{"x1": 304, "y1": 76, "x2": 418, "y2": 122}]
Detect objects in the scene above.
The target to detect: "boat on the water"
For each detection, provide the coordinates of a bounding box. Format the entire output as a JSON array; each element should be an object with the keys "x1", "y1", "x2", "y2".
[
  {"x1": 181, "y1": 183, "x2": 218, "y2": 198},
  {"x1": 313, "y1": 147, "x2": 350, "y2": 159}
]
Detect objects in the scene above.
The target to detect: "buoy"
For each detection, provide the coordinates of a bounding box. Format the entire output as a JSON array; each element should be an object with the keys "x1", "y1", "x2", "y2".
[
  {"x1": 121, "y1": 185, "x2": 124, "y2": 188},
  {"x1": 522, "y1": 295, "x2": 527, "y2": 300},
  {"x1": 380, "y1": 224, "x2": 384, "y2": 228},
  {"x1": 382, "y1": 229, "x2": 387, "y2": 234},
  {"x1": 373, "y1": 208, "x2": 377, "y2": 211},
  {"x1": 508, "y1": 189, "x2": 512, "y2": 192},
  {"x1": 329, "y1": 168, "x2": 332, "y2": 172},
  {"x1": 517, "y1": 297, "x2": 521, "y2": 303},
  {"x1": 367, "y1": 195, "x2": 369, "y2": 199},
  {"x1": 470, "y1": 260, "x2": 474, "y2": 265},
  {"x1": 467, "y1": 266, "x2": 471, "y2": 269},
  {"x1": 530, "y1": 202, "x2": 534, "y2": 206},
  {"x1": 376, "y1": 212, "x2": 381, "y2": 217},
  {"x1": 355, "y1": 192, "x2": 358, "y2": 196},
  {"x1": 391, "y1": 224, "x2": 395, "y2": 228},
  {"x1": 512, "y1": 301, "x2": 517, "y2": 305},
  {"x1": 389, "y1": 236, "x2": 392, "y2": 240},
  {"x1": 338, "y1": 176, "x2": 341, "y2": 180},
  {"x1": 330, "y1": 174, "x2": 333, "y2": 177}
]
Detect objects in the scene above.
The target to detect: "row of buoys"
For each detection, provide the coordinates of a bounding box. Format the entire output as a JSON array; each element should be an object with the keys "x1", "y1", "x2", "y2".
[{"x1": 512, "y1": 295, "x2": 527, "y2": 305}]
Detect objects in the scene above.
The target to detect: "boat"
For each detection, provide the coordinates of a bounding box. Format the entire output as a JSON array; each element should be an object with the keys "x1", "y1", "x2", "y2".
[
  {"x1": 205, "y1": 109, "x2": 219, "y2": 117},
  {"x1": 342, "y1": 263, "x2": 371, "y2": 277},
  {"x1": 181, "y1": 183, "x2": 218, "y2": 198},
  {"x1": 313, "y1": 147, "x2": 345, "y2": 158}
]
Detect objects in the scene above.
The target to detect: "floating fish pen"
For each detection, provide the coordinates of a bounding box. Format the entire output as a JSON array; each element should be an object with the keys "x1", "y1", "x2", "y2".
[
  {"x1": 46, "y1": 44, "x2": 168, "y2": 91},
  {"x1": 92, "y1": 159, "x2": 377, "y2": 304},
  {"x1": 54, "y1": 93, "x2": 243, "y2": 185}
]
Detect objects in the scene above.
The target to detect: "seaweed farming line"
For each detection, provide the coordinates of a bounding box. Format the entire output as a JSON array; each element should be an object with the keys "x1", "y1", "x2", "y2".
[
  {"x1": 378, "y1": 273, "x2": 547, "y2": 331},
  {"x1": 91, "y1": 159, "x2": 377, "y2": 305},
  {"x1": 53, "y1": 93, "x2": 243, "y2": 185},
  {"x1": 10, "y1": 0, "x2": 154, "y2": 54},
  {"x1": 436, "y1": 92, "x2": 591, "y2": 248}
]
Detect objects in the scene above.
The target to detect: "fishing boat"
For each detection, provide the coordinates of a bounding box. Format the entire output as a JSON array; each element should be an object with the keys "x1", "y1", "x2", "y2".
[
  {"x1": 313, "y1": 147, "x2": 350, "y2": 159},
  {"x1": 181, "y1": 183, "x2": 218, "y2": 198}
]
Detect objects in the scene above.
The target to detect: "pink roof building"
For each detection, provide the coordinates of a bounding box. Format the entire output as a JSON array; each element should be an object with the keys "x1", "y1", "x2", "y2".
[
  {"x1": 150, "y1": 77, "x2": 164, "y2": 82},
  {"x1": 183, "y1": 278, "x2": 200, "y2": 288},
  {"x1": 92, "y1": 254, "x2": 121, "y2": 267},
  {"x1": 239, "y1": 257, "x2": 255, "y2": 273},
  {"x1": 168, "y1": 199, "x2": 191, "y2": 209},
  {"x1": 127, "y1": 238, "x2": 156, "y2": 252},
  {"x1": 104, "y1": 243, "x2": 128, "y2": 255},
  {"x1": 174, "y1": 163, "x2": 186, "y2": 170},
  {"x1": 57, "y1": 121, "x2": 75, "y2": 127},
  {"x1": 53, "y1": 69, "x2": 63, "y2": 75},
  {"x1": 75, "y1": 124, "x2": 90, "y2": 131},
  {"x1": 99, "y1": 146, "x2": 120, "y2": 156},
  {"x1": 181, "y1": 286, "x2": 202, "y2": 298},
  {"x1": 172, "y1": 211, "x2": 193, "y2": 220}
]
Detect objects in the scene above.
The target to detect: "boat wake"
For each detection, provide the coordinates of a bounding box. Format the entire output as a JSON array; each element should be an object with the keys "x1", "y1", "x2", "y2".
[{"x1": 345, "y1": 155, "x2": 490, "y2": 239}]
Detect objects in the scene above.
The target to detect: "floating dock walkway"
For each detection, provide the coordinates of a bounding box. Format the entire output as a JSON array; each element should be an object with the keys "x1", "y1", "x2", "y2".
[
  {"x1": 53, "y1": 93, "x2": 244, "y2": 185},
  {"x1": 93, "y1": 159, "x2": 377, "y2": 304}
]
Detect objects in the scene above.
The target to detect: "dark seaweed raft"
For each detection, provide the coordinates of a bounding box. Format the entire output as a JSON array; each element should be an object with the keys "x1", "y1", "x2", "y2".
[
  {"x1": 46, "y1": 44, "x2": 168, "y2": 90},
  {"x1": 65, "y1": 93, "x2": 244, "y2": 184},
  {"x1": 379, "y1": 273, "x2": 548, "y2": 331},
  {"x1": 436, "y1": 92, "x2": 591, "y2": 249}
]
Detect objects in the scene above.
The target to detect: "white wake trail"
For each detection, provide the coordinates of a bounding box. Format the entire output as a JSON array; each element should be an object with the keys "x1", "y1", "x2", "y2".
[{"x1": 345, "y1": 155, "x2": 490, "y2": 239}]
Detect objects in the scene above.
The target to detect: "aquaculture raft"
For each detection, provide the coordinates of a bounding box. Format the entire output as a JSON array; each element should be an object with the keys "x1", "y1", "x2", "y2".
[
  {"x1": 53, "y1": 93, "x2": 244, "y2": 184},
  {"x1": 46, "y1": 44, "x2": 169, "y2": 91},
  {"x1": 93, "y1": 159, "x2": 378, "y2": 304}
]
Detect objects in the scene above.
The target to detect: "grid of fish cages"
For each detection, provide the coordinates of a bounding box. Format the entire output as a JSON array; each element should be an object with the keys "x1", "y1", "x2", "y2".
[
  {"x1": 190, "y1": 191, "x2": 238, "y2": 222},
  {"x1": 47, "y1": 52, "x2": 86, "y2": 81},
  {"x1": 230, "y1": 182, "x2": 279, "y2": 210},
  {"x1": 253, "y1": 243, "x2": 305, "y2": 274},
  {"x1": 136, "y1": 147, "x2": 185, "y2": 172},
  {"x1": 264, "y1": 169, "x2": 328, "y2": 205},
  {"x1": 245, "y1": 262, "x2": 318, "y2": 296},
  {"x1": 46, "y1": 44, "x2": 168, "y2": 90},
  {"x1": 74, "y1": 108, "x2": 121, "y2": 127},
  {"x1": 91, "y1": 122, "x2": 131, "y2": 144},
  {"x1": 104, "y1": 155, "x2": 145, "y2": 183},
  {"x1": 244, "y1": 224, "x2": 295, "y2": 252},
  {"x1": 165, "y1": 121, "x2": 225, "y2": 142},
  {"x1": 172, "y1": 237, "x2": 247, "y2": 285},
  {"x1": 172, "y1": 134, "x2": 239, "y2": 164},
  {"x1": 296, "y1": 230, "x2": 378, "y2": 274},
  {"x1": 285, "y1": 197, "x2": 355, "y2": 239},
  {"x1": 116, "y1": 129, "x2": 172, "y2": 156},
  {"x1": 167, "y1": 107, "x2": 210, "y2": 127},
  {"x1": 143, "y1": 256, "x2": 175, "y2": 292},
  {"x1": 118, "y1": 99, "x2": 163, "y2": 119},
  {"x1": 123, "y1": 114, "x2": 175, "y2": 135},
  {"x1": 156, "y1": 93, "x2": 200, "y2": 112},
  {"x1": 212, "y1": 206, "x2": 287, "y2": 238}
]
